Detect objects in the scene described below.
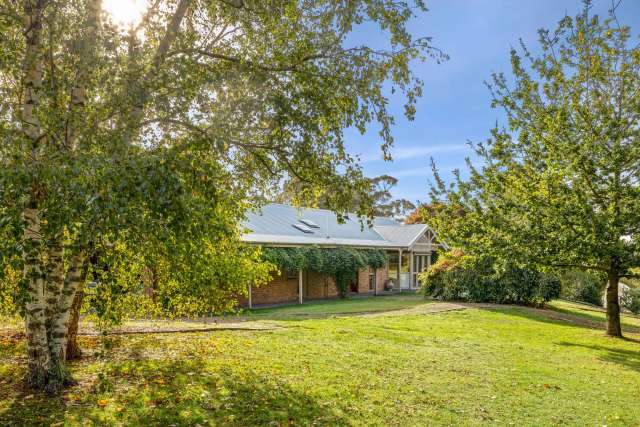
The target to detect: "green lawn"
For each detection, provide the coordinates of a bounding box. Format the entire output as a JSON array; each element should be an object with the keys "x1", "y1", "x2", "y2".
[
  {"x1": 247, "y1": 293, "x2": 428, "y2": 319},
  {"x1": 1, "y1": 295, "x2": 640, "y2": 426}
]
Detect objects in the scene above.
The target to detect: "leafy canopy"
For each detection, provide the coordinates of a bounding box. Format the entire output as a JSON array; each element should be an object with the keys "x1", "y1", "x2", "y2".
[
  {"x1": 0, "y1": 0, "x2": 440, "y2": 313},
  {"x1": 429, "y1": 3, "x2": 640, "y2": 277},
  {"x1": 426, "y1": 2, "x2": 639, "y2": 336}
]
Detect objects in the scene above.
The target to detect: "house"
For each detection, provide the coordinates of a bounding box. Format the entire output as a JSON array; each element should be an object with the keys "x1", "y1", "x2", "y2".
[{"x1": 241, "y1": 203, "x2": 446, "y2": 307}]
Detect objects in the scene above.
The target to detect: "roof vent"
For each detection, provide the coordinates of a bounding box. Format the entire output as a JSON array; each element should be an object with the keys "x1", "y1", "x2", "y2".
[
  {"x1": 299, "y1": 219, "x2": 320, "y2": 228},
  {"x1": 292, "y1": 223, "x2": 314, "y2": 234}
]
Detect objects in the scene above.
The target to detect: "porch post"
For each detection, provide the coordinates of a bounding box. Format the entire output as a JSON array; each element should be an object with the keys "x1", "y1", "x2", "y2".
[
  {"x1": 427, "y1": 252, "x2": 432, "y2": 270},
  {"x1": 398, "y1": 249, "x2": 402, "y2": 292},
  {"x1": 374, "y1": 267, "x2": 378, "y2": 296},
  {"x1": 248, "y1": 284, "x2": 253, "y2": 309},
  {"x1": 298, "y1": 269, "x2": 303, "y2": 304},
  {"x1": 409, "y1": 250, "x2": 414, "y2": 289}
]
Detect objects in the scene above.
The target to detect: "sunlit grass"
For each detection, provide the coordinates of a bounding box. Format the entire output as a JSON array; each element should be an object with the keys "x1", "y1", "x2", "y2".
[{"x1": 1, "y1": 296, "x2": 640, "y2": 426}]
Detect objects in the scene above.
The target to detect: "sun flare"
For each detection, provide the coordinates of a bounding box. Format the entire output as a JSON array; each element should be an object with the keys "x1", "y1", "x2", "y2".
[{"x1": 102, "y1": 0, "x2": 148, "y2": 26}]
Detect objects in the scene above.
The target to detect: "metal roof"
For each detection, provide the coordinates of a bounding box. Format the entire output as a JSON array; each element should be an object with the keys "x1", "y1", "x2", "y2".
[
  {"x1": 242, "y1": 204, "x2": 431, "y2": 249},
  {"x1": 373, "y1": 224, "x2": 429, "y2": 247}
]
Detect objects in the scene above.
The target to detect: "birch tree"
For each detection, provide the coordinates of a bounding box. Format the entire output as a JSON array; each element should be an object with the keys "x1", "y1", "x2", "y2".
[{"x1": 0, "y1": 0, "x2": 441, "y2": 392}]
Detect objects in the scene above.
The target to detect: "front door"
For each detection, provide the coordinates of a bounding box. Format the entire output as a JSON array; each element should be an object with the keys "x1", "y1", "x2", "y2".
[{"x1": 349, "y1": 277, "x2": 358, "y2": 293}]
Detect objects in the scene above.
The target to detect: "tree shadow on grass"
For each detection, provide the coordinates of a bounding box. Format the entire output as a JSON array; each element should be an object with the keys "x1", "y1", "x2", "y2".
[
  {"x1": 248, "y1": 296, "x2": 428, "y2": 323},
  {"x1": 547, "y1": 303, "x2": 640, "y2": 333},
  {"x1": 556, "y1": 340, "x2": 640, "y2": 373},
  {"x1": 468, "y1": 304, "x2": 640, "y2": 335},
  {"x1": 1, "y1": 356, "x2": 349, "y2": 426}
]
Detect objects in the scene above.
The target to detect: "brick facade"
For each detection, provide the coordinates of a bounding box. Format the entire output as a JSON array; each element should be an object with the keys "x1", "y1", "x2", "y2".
[
  {"x1": 376, "y1": 266, "x2": 389, "y2": 293},
  {"x1": 356, "y1": 265, "x2": 390, "y2": 294},
  {"x1": 250, "y1": 271, "x2": 299, "y2": 305},
  {"x1": 246, "y1": 262, "x2": 391, "y2": 307},
  {"x1": 304, "y1": 271, "x2": 338, "y2": 300}
]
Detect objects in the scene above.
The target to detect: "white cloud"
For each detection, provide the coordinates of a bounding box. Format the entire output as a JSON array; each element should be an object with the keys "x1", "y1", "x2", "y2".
[
  {"x1": 388, "y1": 167, "x2": 432, "y2": 178},
  {"x1": 358, "y1": 143, "x2": 468, "y2": 163}
]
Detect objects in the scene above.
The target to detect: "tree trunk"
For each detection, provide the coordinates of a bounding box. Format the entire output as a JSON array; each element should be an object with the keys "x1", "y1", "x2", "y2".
[
  {"x1": 21, "y1": 0, "x2": 49, "y2": 389},
  {"x1": 22, "y1": 208, "x2": 50, "y2": 389},
  {"x1": 50, "y1": 253, "x2": 86, "y2": 365},
  {"x1": 65, "y1": 287, "x2": 84, "y2": 360},
  {"x1": 605, "y1": 270, "x2": 623, "y2": 338}
]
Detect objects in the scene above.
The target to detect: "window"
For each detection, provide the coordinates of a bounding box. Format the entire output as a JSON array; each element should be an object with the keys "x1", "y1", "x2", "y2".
[
  {"x1": 292, "y1": 223, "x2": 314, "y2": 233},
  {"x1": 369, "y1": 269, "x2": 376, "y2": 291},
  {"x1": 387, "y1": 251, "x2": 399, "y2": 289},
  {"x1": 299, "y1": 218, "x2": 320, "y2": 228}
]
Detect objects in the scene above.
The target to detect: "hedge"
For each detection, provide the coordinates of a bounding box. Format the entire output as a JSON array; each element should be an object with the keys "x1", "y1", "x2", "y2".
[{"x1": 418, "y1": 250, "x2": 560, "y2": 306}]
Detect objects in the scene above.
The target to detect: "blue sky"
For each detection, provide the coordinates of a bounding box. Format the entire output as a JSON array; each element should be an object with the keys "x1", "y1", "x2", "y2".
[{"x1": 345, "y1": 0, "x2": 640, "y2": 203}]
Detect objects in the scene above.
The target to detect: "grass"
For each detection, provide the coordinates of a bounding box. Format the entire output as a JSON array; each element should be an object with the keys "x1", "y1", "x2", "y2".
[
  {"x1": 548, "y1": 299, "x2": 640, "y2": 332},
  {"x1": 247, "y1": 293, "x2": 428, "y2": 319},
  {"x1": 1, "y1": 295, "x2": 640, "y2": 426}
]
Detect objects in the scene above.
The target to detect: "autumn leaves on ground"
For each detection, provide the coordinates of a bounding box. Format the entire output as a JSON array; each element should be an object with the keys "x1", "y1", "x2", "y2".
[{"x1": 1, "y1": 295, "x2": 640, "y2": 426}]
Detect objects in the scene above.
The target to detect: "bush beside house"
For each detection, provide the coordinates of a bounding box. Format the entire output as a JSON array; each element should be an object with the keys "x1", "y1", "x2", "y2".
[
  {"x1": 559, "y1": 270, "x2": 605, "y2": 306},
  {"x1": 419, "y1": 250, "x2": 560, "y2": 306},
  {"x1": 620, "y1": 286, "x2": 640, "y2": 315}
]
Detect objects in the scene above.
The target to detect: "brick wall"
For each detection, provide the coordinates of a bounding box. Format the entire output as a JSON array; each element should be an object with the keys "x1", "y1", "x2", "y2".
[
  {"x1": 305, "y1": 271, "x2": 338, "y2": 300},
  {"x1": 356, "y1": 264, "x2": 390, "y2": 294},
  {"x1": 357, "y1": 268, "x2": 372, "y2": 293},
  {"x1": 376, "y1": 265, "x2": 389, "y2": 292},
  {"x1": 246, "y1": 261, "x2": 390, "y2": 306},
  {"x1": 251, "y1": 271, "x2": 299, "y2": 305}
]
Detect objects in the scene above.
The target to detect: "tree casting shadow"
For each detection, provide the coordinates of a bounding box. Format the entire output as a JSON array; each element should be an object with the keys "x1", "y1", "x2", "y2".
[
  {"x1": 556, "y1": 340, "x2": 640, "y2": 373},
  {"x1": 1, "y1": 357, "x2": 349, "y2": 426}
]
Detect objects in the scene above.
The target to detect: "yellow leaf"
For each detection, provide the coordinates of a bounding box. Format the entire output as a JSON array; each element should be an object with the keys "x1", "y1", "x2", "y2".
[{"x1": 97, "y1": 399, "x2": 108, "y2": 407}]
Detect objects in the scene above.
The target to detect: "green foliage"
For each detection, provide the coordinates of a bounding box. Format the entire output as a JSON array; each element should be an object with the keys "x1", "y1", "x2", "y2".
[
  {"x1": 0, "y1": 266, "x2": 20, "y2": 317},
  {"x1": 621, "y1": 287, "x2": 640, "y2": 315},
  {"x1": 0, "y1": 0, "x2": 440, "y2": 324},
  {"x1": 84, "y1": 238, "x2": 275, "y2": 326},
  {"x1": 262, "y1": 246, "x2": 387, "y2": 297},
  {"x1": 559, "y1": 270, "x2": 605, "y2": 306},
  {"x1": 428, "y1": 5, "x2": 640, "y2": 280},
  {"x1": 426, "y1": 5, "x2": 640, "y2": 335},
  {"x1": 0, "y1": 0, "x2": 441, "y2": 389},
  {"x1": 420, "y1": 250, "x2": 560, "y2": 306},
  {"x1": 277, "y1": 174, "x2": 416, "y2": 218}
]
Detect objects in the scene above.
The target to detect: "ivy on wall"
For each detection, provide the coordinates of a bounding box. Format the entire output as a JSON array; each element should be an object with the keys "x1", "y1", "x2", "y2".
[{"x1": 261, "y1": 247, "x2": 387, "y2": 298}]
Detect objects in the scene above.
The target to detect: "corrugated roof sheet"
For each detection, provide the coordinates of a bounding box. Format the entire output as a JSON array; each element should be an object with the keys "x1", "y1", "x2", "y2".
[
  {"x1": 373, "y1": 224, "x2": 429, "y2": 247},
  {"x1": 242, "y1": 204, "x2": 429, "y2": 249}
]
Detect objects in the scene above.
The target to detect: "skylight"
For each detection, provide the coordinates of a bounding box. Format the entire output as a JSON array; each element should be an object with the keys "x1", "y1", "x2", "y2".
[
  {"x1": 299, "y1": 218, "x2": 320, "y2": 228},
  {"x1": 292, "y1": 223, "x2": 314, "y2": 233}
]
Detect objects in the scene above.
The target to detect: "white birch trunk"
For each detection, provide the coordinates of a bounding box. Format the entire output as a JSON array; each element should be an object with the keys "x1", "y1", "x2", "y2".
[
  {"x1": 44, "y1": 243, "x2": 64, "y2": 356},
  {"x1": 66, "y1": 0, "x2": 101, "y2": 149},
  {"x1": 21, "y1": 0, "x2": 48, "y2": 388},
  {"x1": 50, "y1": 252, "x2": 86, "y2": 364},
  {"x1": 22, "y1": 208, "x2": 50, "y2": 387}
]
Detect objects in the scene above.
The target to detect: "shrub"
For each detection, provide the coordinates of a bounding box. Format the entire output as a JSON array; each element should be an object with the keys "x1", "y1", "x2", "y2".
[
  {"x1": 621, "y1": 287, "x2": 640, "y2": 315},
  {"x1": 0, "y1": 265, "x2": 21, "y2": 317},
  {"x1": 419, "y1": 250, "x2": 560, "y2": 306},
  {"x1": 559, "y1": 270, "x2": 605, "y2": 306}
]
